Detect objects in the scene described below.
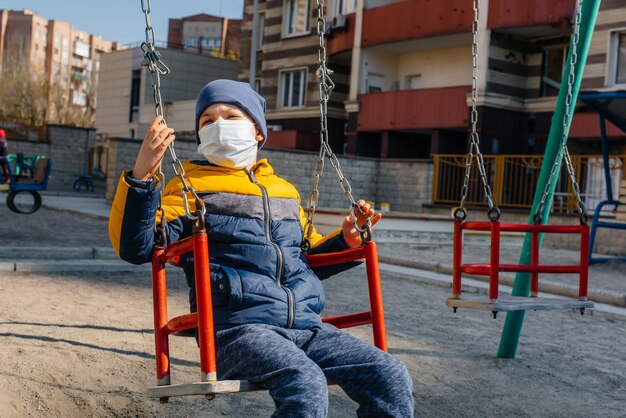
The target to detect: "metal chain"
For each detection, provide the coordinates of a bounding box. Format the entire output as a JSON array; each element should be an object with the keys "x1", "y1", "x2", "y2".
[
  {"x1": 455, "y1": 0, "x2": 500, "y2": 222},
  {"x1": 302, "y1": 0, "x2": 371, "y2": 250},
  {"x1": 534, "y1": 0, "x2": 587, "y2": 225},
  {"x1": 140, "y1": 0, "x2": 205, "y2": 224}
]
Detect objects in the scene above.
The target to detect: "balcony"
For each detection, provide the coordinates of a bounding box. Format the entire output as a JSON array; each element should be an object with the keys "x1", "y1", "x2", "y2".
[
  {"x1": 327, "y1": 13, "x2": 356, "y2": 56},
  {"x1": 267, "y1": 130, "x2": 298, "y2": 149},
  {"x1": 569, "y1": 112, "x2": 625, "y2": 139},
  {"x1": 362, "y1": 0, "x2": 471, "y2": 48},
  {"x1": 357, "y1": 86, "x2": 471, "y2": 132},
  {"x1": 266, "y1": 130, "x2": 318, "y2": 150},
  {"x1": 488, "y1": 0, "x2": 575, "y2": 31}
]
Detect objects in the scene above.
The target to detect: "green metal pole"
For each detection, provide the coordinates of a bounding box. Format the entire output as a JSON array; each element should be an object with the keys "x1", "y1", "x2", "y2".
[{"x1": 497, "y1": 0, "x2": 601, "y2": 359}]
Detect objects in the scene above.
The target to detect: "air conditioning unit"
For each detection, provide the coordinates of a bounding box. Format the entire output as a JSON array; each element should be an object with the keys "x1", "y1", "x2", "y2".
[
  {"x1": 331, "y1": 14, "x2": 348, "y2": 31},
  {"x1": 324, "y1": 21, "x2": 333, "y2": 36}
]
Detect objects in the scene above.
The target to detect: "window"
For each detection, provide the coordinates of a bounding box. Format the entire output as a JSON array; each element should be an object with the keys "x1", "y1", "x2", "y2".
[
  {"x1": 129, "y1": 69, "x2": 141, "y2": 123},
  {"x1": 609, "y1": 31, "x2": 626, "y2": 86},
  {"x1": 406, "y1": 74, "x2": 421, "y2": 90},
  {"x1": 257, "y1": 13, "x2": 265, "y2": 50},
  {"x1": 541, "y1": 46, "x2": 567, "y2": 97},
  {"x1": 335, "y1": 0, "x2": 357, "y2": 15},
  {"x1": 280, "y1": 69, "x2": 306, "y2": 108},
  {"x1": 283, "y1": 0, "x2": 310, "y2": 37}
]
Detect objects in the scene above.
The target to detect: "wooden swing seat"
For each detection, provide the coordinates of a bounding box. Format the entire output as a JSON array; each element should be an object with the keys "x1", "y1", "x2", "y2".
[
  {"x1": 149, "y1": 379, "x2": 262, "y2": 400},
  {"x1": 446, "y1": 295, "x2": 594, "y2": 313}
]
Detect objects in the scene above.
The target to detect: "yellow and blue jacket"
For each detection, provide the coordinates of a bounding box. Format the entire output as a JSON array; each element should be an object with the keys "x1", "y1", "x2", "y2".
[{"x1": 109, "y1": 159, "x2": 350, "y2": 331}]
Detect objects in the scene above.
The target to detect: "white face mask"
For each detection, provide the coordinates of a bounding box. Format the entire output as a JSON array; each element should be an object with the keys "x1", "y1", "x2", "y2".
[{"x1": 197, "y1": 119, "x2": 258, "y2": 169}]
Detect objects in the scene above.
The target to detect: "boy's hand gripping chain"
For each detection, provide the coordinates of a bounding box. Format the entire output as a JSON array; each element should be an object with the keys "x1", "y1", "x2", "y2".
[{"x1": 140, "y1": 0, "x2": 206, "y2": 238}]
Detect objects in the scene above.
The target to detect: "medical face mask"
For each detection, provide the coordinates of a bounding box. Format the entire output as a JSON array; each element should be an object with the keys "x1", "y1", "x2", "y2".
[{"x1": 197, "y1": 119, "x2": 258, "y2": 169}]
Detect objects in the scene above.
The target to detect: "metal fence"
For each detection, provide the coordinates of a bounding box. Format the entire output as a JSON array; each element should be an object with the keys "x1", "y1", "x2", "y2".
[{"x1": 432, "y1": 154, "x2": 625, "y2": 214}]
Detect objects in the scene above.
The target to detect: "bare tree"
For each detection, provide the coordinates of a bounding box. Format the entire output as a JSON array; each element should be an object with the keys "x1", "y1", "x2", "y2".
[
  {"x1": 0, "y1": 38, "x2": 49, "y2": 129},
  {"x1": 0, "y1": 37, "x2": 97, "y2": 131}
]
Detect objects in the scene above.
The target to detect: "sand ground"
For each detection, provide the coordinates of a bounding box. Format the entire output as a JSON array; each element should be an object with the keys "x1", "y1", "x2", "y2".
[{"x1": 1, "y1": 205, "x2": 625, "y2": 417}]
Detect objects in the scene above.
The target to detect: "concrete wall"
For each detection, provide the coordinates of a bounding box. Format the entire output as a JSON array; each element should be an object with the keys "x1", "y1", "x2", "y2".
[
  {"x1": 397, "y1": 46, "x2": 471, "y2": 89},
  {"x1": 105, "y1": 136, "x2": 433, "y2": 213},
  {"x1": 361, "y1": 48, "x2": 399, "y2": 93},
  {"x1": 6, "y1": 125, "x2": 96, "y2": 191}
]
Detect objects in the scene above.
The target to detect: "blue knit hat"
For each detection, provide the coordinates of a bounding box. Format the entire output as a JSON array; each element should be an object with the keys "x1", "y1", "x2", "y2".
[{"x1": 195, "y1": 79, "x2": 267, "y2": 147}]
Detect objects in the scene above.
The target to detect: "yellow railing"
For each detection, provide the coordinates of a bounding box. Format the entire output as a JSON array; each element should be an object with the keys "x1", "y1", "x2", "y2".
[{"x1": 432, "y1": 154, "x2": 626, "y2": 214}]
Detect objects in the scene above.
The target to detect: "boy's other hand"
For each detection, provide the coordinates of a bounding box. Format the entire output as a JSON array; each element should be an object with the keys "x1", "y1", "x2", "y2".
[
  {"x1": 132, "y1": 116, "x2": 176, "y2": 181},
  {"x1": 342, "y1": 200, "x2": 382, "y2": 248}
]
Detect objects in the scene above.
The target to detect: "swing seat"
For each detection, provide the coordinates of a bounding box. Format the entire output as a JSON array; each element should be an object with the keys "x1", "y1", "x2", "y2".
[
  {"x1": 149, "y1": 229, "x2": 386, "y2": 401},
  {"x1": 446, "y1": 295, "x2": 593, "y2": 313},
  {"x1": 149, "y1": 379, "x2": 262, "y2": 400},
  {"x1": 450, "y1": 220, "x2": 594, "y2": 314}
]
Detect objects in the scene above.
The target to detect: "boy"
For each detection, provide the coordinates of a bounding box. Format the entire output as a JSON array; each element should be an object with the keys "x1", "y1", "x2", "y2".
[{"x1": 109, "y1": 79, "x2": 414, "y2": 417}]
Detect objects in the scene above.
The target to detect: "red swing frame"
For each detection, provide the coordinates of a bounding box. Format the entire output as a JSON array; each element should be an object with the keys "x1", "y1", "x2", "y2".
[
  {"x1": 450, "y1": 219, "x2": 590, "y2": 304},
  {"x1": 151, "y1": 227, "x2": 387, "y2": 391}
]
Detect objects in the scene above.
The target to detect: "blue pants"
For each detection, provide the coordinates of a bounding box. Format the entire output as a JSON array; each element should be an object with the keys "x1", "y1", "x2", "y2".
[{"x1": 216, "y1": 323, "x2": 414, "y2": 418}]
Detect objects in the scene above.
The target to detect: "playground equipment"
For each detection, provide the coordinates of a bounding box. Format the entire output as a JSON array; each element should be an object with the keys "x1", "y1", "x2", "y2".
[
  {"x1": 446, "y1": 0, "x2": 599, "y2": 359},
  {"x1": 138, "y1": 0, "x2": 386, "y2": 401},
  {"x1": 578, "y1": 91, "x2": 626, "y2": 263},
  {"x1": 73, "y1": 175, "x2": 95, "y2": 192},
  {"x1": 0, "y1": 156, "x2": 52, "y2": 214}
]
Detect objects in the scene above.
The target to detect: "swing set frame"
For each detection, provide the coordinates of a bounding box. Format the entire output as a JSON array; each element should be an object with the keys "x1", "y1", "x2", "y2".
[
  {"x1": 446, "y1": 0, "x2": 601, "y2": 359},
  {"x1": 149, "y1": 227, "x2": 387, "y2": 400}
]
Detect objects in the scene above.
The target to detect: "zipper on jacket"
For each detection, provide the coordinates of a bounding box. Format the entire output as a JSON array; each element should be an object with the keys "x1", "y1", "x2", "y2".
[{"x1": 246, "y1": 169, "x2": 295, "y2": 328}]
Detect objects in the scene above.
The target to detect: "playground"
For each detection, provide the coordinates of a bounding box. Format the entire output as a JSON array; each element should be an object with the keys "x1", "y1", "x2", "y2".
[
  {"x1": 0, "y1": 201, "x2": 625, "y2": 417},
  {"x1": 2, "y1": 0, "x2": 626, "y2": 416}
]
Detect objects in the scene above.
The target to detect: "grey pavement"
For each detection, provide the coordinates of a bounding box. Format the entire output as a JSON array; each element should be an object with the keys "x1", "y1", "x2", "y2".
[
  {"x1": 1, "y1": 192, "x2": 625, "y2": 309},
  {"x1": 42, "y1": 192, "x2": 111, "y2": 219}
]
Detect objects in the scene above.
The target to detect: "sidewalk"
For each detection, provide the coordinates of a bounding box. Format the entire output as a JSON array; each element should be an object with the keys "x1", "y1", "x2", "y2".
[
  {"x1": 4, "y1": 193, "x2": 626, "y2": 308},
  {"x1": 42, "y1": 192, "x2": 111, "y2": 219}
]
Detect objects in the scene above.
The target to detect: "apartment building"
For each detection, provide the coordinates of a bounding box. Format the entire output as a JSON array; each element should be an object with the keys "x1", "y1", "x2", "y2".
[
  {"x1": 0, "y1": 9, "x2": 123, "y2": 119},
  {"x1": 239, "y1": 0, "x2": 353, "y2": 152},
  {"x1": 167, "y1": 14, "x2": 242, "y2": 60},
  {"x1": 95, "y1": 47, "x2": 238, "y2": 139},
  {"x1": 239, "y1": 0, "x2": 626, "y2": 158}
]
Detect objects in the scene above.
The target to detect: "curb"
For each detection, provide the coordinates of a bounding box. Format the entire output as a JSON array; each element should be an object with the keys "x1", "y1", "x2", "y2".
[
  {"x1": 0, "y1": 259, "x2": 153, "y2": 273},
  {"x1": 379, "y1": 255, "x2": 626, "y2": 308},
  {"x1": 0, "y1": 247, "x2": 118, "y2": 260},
  {"x1": 43, "y1": 203, "x2": 110, "y2": 221}
]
